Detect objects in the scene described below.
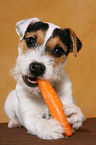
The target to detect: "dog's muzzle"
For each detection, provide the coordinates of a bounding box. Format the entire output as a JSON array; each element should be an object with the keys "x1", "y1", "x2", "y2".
[{"x1": 22, "y1": 62, "x2": 45, "y2": 87}]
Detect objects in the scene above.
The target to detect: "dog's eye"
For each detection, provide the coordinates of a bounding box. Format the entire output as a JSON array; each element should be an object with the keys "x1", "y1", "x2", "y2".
[
  {"x1": 25, "y1": 37, "x2": 36, "y2": 48},
  {"x1": 51, "y1": 46, "x2": 65, "y2": 57}
]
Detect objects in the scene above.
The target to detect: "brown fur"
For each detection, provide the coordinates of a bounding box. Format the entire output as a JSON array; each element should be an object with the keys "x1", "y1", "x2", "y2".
[
  {"x1": 55, "y1": 55, "x2": 67, "y2": 65},
  {"x1": 19, "y1": 39, "x2": 27, "y2": 54},
  {"x1": 68, "y1": 28, "x2": 77, "y2": 56},
  {"x1": 19, "y1": 32, "x2": 68, "y2": 65},
  {"x1": 47, "y1": 37, "x2": 66, "y2": 51},
  {"x1": 25, "y1": 30, "x2": 45, "y2": 45},
  {"x1": 20, "y1": 30, "x2": 45, "y2": 54},
  {"x1": 46, "y1": 36, "x2": 67, "y2": 65}
]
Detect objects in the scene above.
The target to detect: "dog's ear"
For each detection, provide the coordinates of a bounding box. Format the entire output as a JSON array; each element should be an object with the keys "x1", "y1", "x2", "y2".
[
  {"x1": 16, "y1": 18, "x2": 40, "y2": 41},
  {"x1": 65, "y1": 28, "x2": 82, "y2": 56}
]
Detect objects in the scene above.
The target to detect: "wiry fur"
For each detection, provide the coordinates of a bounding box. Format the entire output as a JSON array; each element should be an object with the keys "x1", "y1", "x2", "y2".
[{"x1": 5, "y1": 18, "x2": 85, "y2": 140}]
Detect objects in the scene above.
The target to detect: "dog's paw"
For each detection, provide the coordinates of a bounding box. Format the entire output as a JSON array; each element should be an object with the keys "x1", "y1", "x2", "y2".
[
  {"x1": 8, "y1": 119, "x2": 21, "y2": 128},
  {"x1": 36, "y1": 119, "x2": 65, "y2": 139},
  {"x1": 63, "y1": 104, "x2": 85, "y2": 130}
]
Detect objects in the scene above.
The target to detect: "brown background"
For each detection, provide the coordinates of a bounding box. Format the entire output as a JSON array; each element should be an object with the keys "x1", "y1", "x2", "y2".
[{"x1": 0, "y1": 0, "x2": 96, "y2": 123}]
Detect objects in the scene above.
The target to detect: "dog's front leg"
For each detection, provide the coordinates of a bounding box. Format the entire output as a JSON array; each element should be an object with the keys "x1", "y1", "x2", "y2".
[
  {"x1": 24, "y1": 115, "x2": 65, "y2": 139},
  {"x1": 61, "y1": 89, "x2": 85, "y2": 131},
  {"x1": 16, "y1": 84, "x2": 64, "y2": 139},
  {"x1": 16, "y1": 84, "x2": 42, "y2": 136},
  {"x1": 55, "y1": 73, "x2": 85, "y2": 131}
]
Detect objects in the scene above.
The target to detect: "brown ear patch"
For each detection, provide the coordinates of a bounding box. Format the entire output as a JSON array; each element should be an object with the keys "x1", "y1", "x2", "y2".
[{"x1": 68, "y1": 28, "x2": 77, "y2": 56}]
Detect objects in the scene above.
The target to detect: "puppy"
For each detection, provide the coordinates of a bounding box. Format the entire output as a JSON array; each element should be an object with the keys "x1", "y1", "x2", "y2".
[{"x1": 5, "y1": 18, "x2": 85, "y2": 140}]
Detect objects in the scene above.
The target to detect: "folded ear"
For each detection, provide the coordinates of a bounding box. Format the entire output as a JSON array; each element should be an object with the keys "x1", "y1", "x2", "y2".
[
  {"x1": 67, "y1": 28, "x2": 82, "y2": 56},
  {"x1": 16, "y1": 18, "x2": 40, "y2": 41}
]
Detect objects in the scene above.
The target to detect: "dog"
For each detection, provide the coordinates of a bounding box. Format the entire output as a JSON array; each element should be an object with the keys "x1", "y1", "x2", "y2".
[{"x1": 5, "y1": 18, "x2": 85, "y2": 140}]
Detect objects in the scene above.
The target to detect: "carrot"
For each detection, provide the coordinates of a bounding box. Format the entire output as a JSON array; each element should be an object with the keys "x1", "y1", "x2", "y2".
[{"x1": 37, "y1": 79, "x2": 72, "y2": 136}]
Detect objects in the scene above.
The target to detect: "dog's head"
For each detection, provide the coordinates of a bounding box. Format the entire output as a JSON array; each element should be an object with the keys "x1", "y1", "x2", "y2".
[{"x1": 14, "y1": 18, "x2": 82, "y2": 89}]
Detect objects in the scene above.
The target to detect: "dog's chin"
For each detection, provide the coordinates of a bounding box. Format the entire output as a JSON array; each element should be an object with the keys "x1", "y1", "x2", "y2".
[{"x1": 22, "y1": 76, "x2": 38, "y2": 87}]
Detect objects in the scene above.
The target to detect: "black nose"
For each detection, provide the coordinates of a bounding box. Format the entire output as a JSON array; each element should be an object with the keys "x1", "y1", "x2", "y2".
[{"x1": 29, "y1": 62, "x2": 45, "y2": 76}]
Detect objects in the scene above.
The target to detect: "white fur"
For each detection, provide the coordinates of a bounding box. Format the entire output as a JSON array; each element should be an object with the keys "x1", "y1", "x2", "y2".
[
  {"x1": 16, "y1": 18, "x2": 40, "y2": 41},
  {"x1": 5, "y1": 18, "x2": 85, "y2": 140}
]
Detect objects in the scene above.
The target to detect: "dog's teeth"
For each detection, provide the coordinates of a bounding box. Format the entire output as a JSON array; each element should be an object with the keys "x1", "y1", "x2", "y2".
[{"x1": 27, "y1": 76, "x2": 37, "y2": 84}]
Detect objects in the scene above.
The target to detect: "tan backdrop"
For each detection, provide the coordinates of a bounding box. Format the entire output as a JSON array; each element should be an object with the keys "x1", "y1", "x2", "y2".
[{"x1": 0, "y1": 0, "x2": 96, "y2": 123}]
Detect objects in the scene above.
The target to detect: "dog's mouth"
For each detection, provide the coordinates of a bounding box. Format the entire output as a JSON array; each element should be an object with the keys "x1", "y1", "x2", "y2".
[{"x1": 22, "y1": 76, "x2": 38, "y2": 87}]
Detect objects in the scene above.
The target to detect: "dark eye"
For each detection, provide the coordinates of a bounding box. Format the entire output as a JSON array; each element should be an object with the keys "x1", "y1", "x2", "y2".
[
  {"x1": 25, "y1": 37, "x2": 36, "y2": 48},
  {"x1": 51, "y1": 46, "x2": 65, "y2": 57}
]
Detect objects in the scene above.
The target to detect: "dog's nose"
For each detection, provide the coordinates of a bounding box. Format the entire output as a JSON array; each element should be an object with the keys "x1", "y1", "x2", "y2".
[{"x1": 29, "y1": 62, "x2": 45, "y2": 76}]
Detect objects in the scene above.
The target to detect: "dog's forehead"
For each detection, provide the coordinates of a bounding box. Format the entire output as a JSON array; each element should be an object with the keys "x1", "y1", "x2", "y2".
[
  {"x1": 44, "y1": 22, "x2": 60, "y2": 42},
  {"x1": 26, "y1": 21, "x2": 60, "y2": 40}
]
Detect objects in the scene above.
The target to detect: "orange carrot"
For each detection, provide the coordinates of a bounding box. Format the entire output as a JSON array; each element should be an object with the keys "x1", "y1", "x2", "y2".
[{"x1": 37, "y1": 79, "x2": 72, "y2": 137}]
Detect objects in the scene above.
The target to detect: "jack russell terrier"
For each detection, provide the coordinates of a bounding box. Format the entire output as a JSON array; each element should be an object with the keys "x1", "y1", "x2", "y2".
[{"x1": 5, "y1": 18, "x2": 85, "y2": 139}]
